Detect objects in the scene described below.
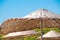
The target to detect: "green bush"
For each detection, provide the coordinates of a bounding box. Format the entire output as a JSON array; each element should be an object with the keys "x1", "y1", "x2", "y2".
[{"x1": 0, "y1": 34, "x2": 3, "y2": 40}]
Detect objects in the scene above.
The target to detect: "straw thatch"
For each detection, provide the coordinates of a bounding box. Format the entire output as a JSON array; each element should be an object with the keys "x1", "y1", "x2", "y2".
[
  {"x1": 0, "y1": 25, "x2": 2, "y2": 34},
  {"x1": 37, "y1": 30, "x2": 60, "y2": 40},
  {"x1": 1, "y1": 18, "x2": 60, "y2": 34},
  {"x1": 37, "y1": 37, "x2": 60, "y2": 40},
  {"x1": 1, "y1": 9, "x2": 60, "y2": 35},
  {"x1": 2, "y1": 30, "x2": 38, "y2": 40},
  {"x1": 3, "y1": 30, "x2": 38, "y2": 38},
  {"x1": 42, "y1": 30, "x2": 60, "y2": 37}
]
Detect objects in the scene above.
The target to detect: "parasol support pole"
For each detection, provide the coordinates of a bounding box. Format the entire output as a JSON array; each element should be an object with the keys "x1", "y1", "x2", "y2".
[{"x1": 40, "y1": 18, "x2": 43, "y2": 40}]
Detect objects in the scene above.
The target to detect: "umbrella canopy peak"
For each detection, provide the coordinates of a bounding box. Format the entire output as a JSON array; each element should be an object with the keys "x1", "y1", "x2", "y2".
[{"x1": 23, "y1": 9, "x2": 60, "y2": 19}]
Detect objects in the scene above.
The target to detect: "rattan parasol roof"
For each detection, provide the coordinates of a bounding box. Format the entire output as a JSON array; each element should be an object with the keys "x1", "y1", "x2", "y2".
[
  {"x1": 0, "y1": 9, "x2": 60, "y2": 34},
  {"x1": 3, "y1": 30, "x2": 38, "y2": 38}
]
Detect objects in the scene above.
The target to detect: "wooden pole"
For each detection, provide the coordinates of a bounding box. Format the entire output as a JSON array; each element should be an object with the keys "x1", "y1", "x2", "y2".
[{"x1": 40, "y1": 18, "x2": 43, "y2": 40}]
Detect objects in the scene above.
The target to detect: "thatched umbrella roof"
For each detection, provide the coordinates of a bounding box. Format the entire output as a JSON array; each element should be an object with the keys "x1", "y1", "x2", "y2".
[
  {"x1": 1, "y1": 9, "x2": 60, "y2": 35},
  {"x1": 37, "y1": 30, "x2": 60, "y2": 40},
  {"x1": 3, "y1": 30, "x2": 38, "y2": 38},
  {"x1": 38, "y1": 30, "x2": 60, "y2": 38},
  {"x1": 1, "y1": 18, "x2": 60, "y2": 34}
]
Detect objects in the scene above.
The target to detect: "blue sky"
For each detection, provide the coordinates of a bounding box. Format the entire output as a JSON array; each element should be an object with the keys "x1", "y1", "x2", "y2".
[{"x1": 0, "y1": 0, "x2": 60, "y2": 24}]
